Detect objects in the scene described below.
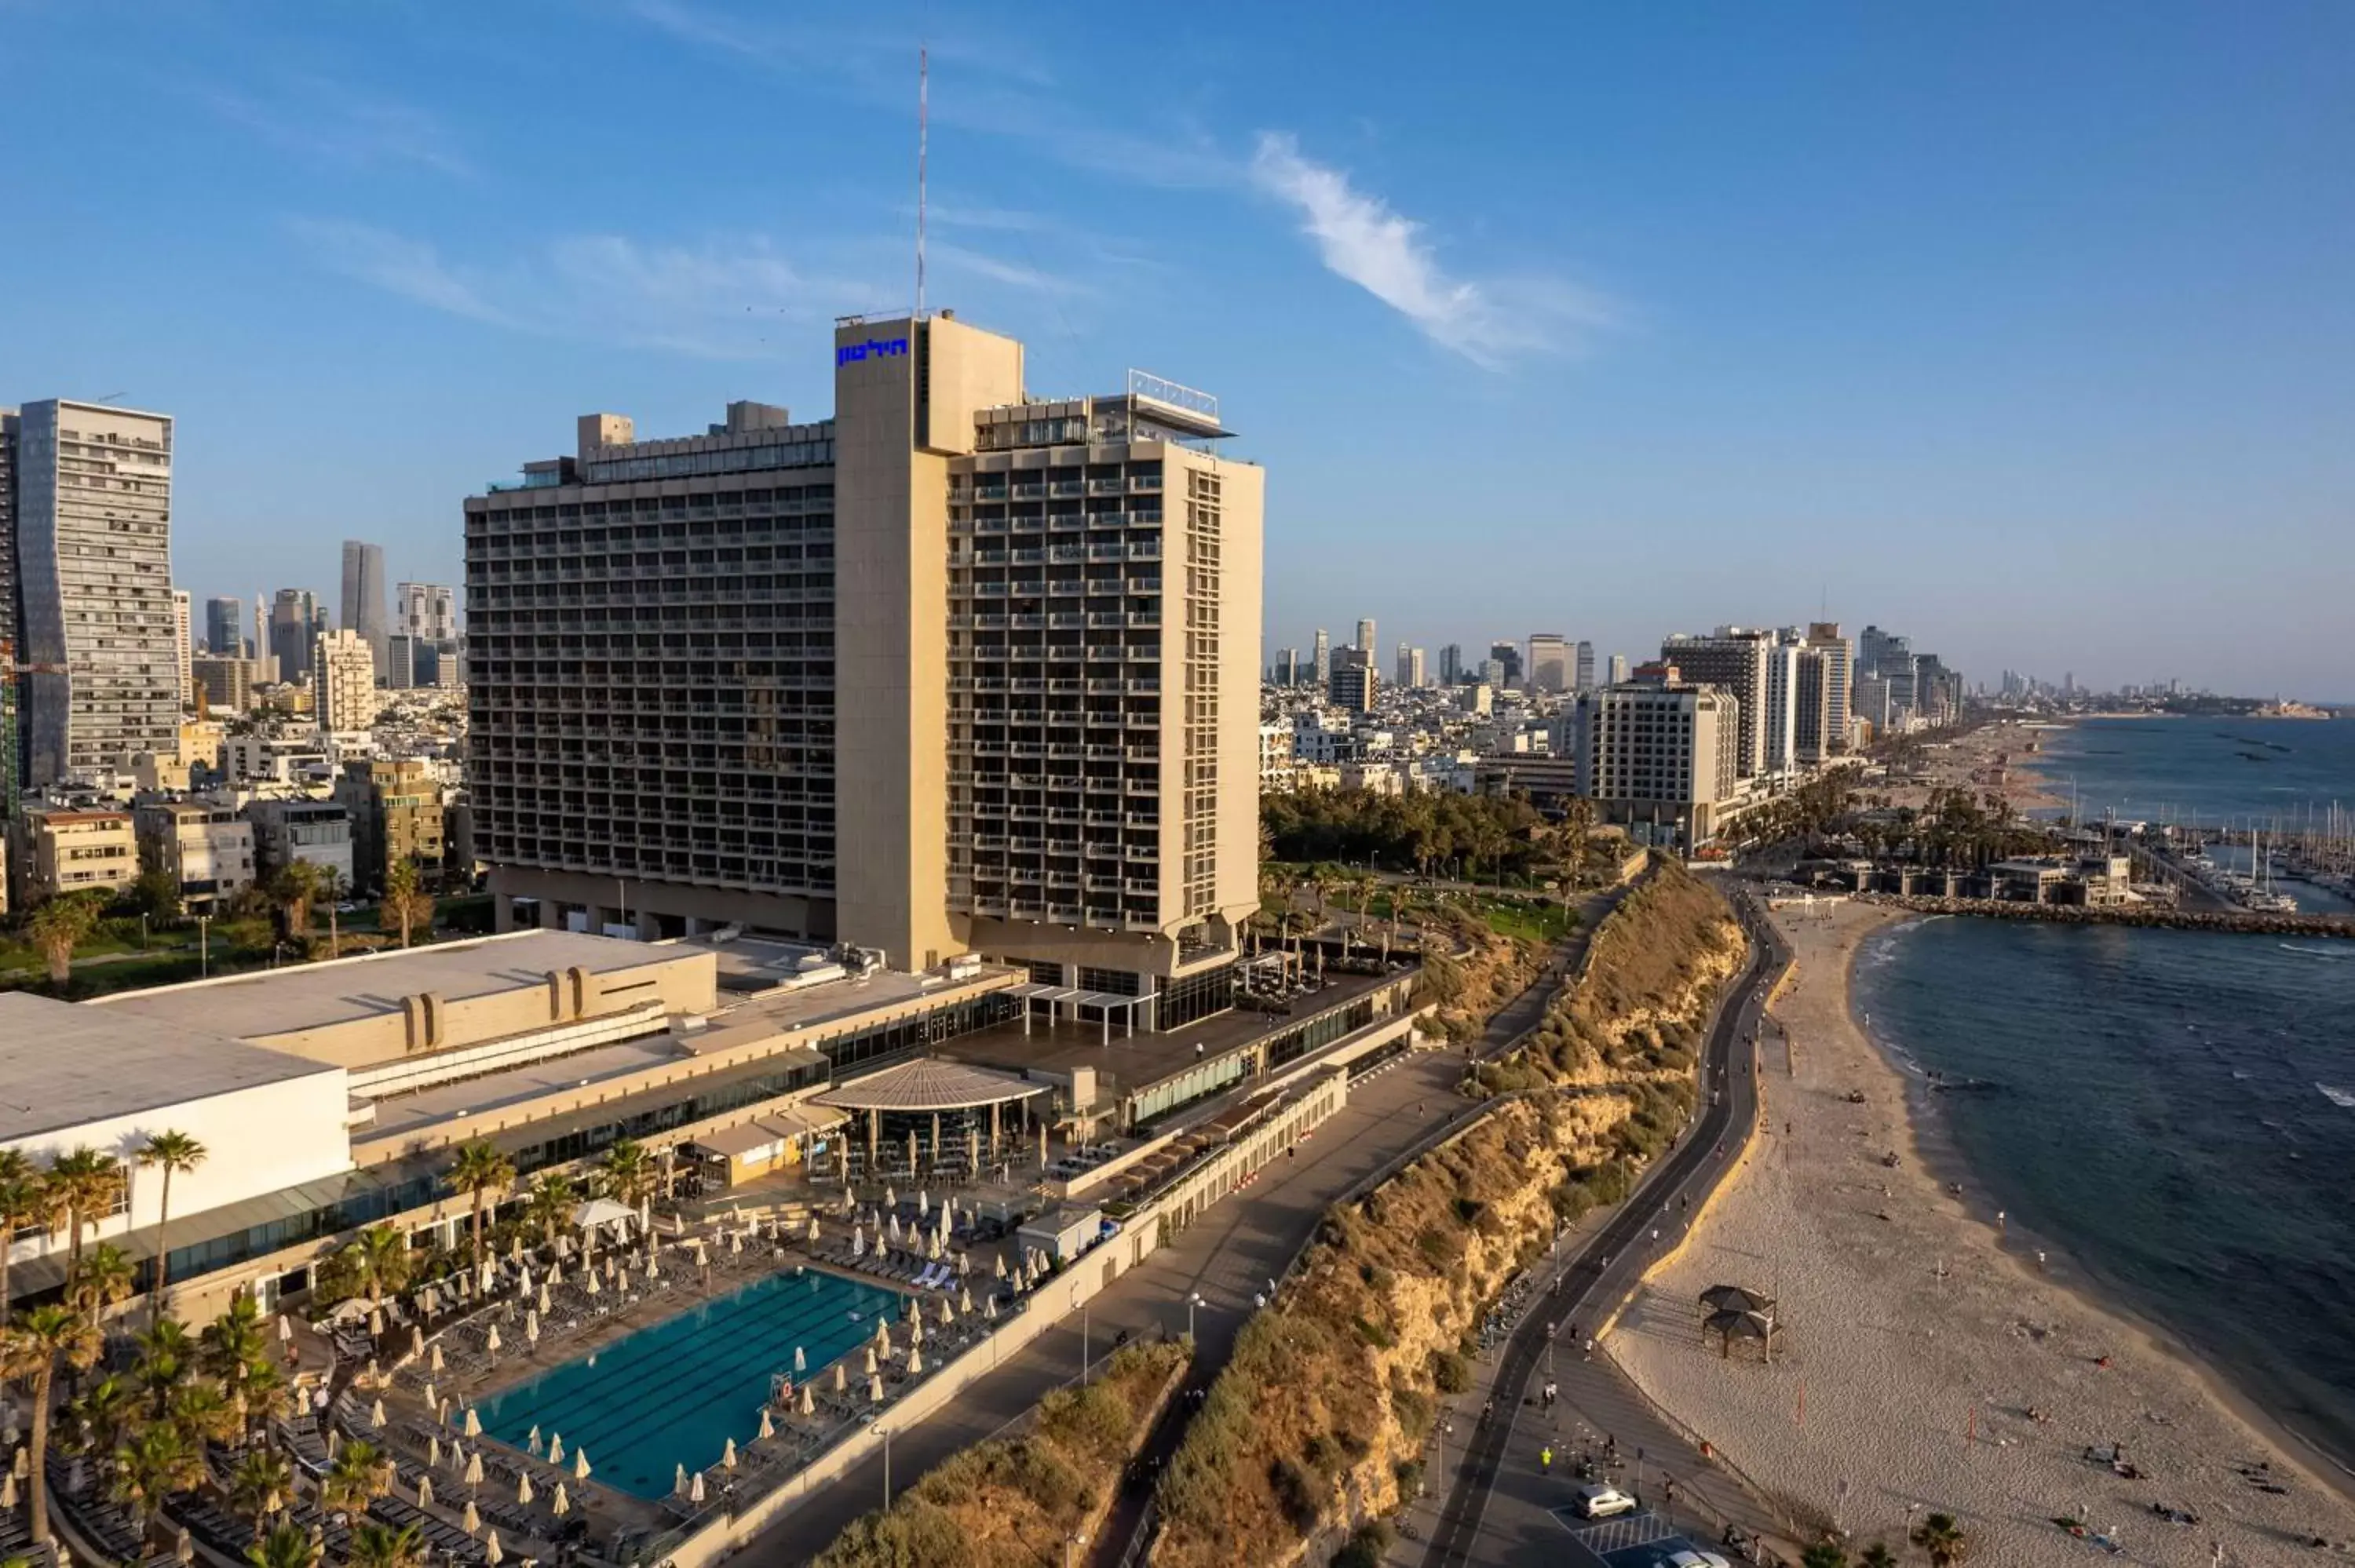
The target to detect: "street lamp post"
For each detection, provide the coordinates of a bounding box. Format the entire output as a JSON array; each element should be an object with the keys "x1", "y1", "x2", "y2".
[
  {"x1": 870, "y1": 1424, "x2": 892, "y2": 1511},
  {"x1": 196, "y1": 914, "x2": 211, "y2": 978},
  {"x1": 1185, "y1": 1291, "x2": 1203, "y2": 1340}
]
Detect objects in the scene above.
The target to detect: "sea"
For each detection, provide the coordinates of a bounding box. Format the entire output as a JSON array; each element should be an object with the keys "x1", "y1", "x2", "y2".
[{"x1": 1857, "y1": 717, "x2": 2355, "y2": 1478}]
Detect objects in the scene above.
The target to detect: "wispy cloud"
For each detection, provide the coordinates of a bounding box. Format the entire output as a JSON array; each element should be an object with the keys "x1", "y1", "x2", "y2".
[
  {"x1": 288, "y1": 219, "x2": 864, "y2": 357},
  {"x1": 1247, "y1": 133, "x2": 1616, "y2": 368},
  {"x1": 201, "y1": 78, "x2": 473, "y2": 177}
]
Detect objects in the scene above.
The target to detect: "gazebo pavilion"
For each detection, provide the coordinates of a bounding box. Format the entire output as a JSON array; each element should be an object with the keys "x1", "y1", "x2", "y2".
[{"x1": 812, "y1": 1057, "x2": 1053, "y2": 1180}]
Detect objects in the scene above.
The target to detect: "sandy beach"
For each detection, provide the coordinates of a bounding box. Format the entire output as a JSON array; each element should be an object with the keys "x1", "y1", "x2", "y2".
[
  {"x1": 1882, "y1": 719, "x2": 2067, "y2": 812},
  {"x1": 1605, "y1": 899, "x2": 2355, "y2": 1565}
]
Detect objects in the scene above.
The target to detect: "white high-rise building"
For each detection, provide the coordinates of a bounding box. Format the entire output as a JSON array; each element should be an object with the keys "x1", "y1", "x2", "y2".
[
  {"x1": 1762, "y1": 637, "x2": 1801, "y2": 775},
  {"x1": 1660, "y1": 629, "x2": 1773, "y2": 779},
  {"x1": 1569, "y1": 672, "x2": 1740, "y2": 848},
  {"x1": 396, "y1": 582, "x2": 458, "y2": 642},
  {"x1": 315, "y1": 628, "x2": 381, "y2": 733},
  {"x1": 172, "y1": 589, "x2": 193, "y2": 712},
  {"x1": 9, "y1": 399, "x2": 179, "y2": 786},
  {"x1": 1356, "y1": 618, "x2": 1377, "y2": 656}
]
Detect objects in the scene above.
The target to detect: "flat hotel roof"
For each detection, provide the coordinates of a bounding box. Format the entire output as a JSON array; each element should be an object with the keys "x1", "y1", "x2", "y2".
[
  {"x1": 0, "y1": 994, "x2": 335, "y2": 1143},
  {"x1": 91, "y1": 931, "x2": 692, "y2": 1041}
]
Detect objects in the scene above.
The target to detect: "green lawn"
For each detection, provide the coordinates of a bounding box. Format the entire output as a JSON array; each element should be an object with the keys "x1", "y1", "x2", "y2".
[{"x1": 1471, "y1": 895, "x2": 1577, "y2": 943}]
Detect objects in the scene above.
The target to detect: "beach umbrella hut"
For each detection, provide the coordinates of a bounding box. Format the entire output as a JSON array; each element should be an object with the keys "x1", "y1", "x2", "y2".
[
  {"x1": 551, "y1": 1483, "x2": 570, "y2": 1519},
  {"x1": 465, "y1": 1407, "x2": 484, "y2": 1438},
  {"x1": 465, "y1": 1450, "x2": 485, "y2": 1488},
  {"x1": 758, "y1": 1408, "x2": 774, "y2": 1441},
  {"x1": 798, "y1": 1385, "x2": 815, "y2": 1417},
  {"x1": 1702, "y1": 1307, "x2": 1780, "y2": 1362},
  {"x1": 486, "y1": 1531, "x2": 505, "y2": 1567},
  {"x1": 721, "y1": 1438, "x2": 737, "y2": 1472},
  {"x1": 833, "y1": 1362, "x2": 847, "y2": 1394},
  {"x1": 516, "y1": 1473, "x2": 534, "y2": 1507},
  {"x1": 462, "y1": 1501, "x2": 480, "y2": 1537},
  {"x1": 793, "y1": 1345, "x2": 807, "y2": 1374},
  {"x1": 547, "y1": 1433, "x2": 564, "y2": 1466},
  {"x1": 573, "y1": 1448, "x2": 592, "y2": 1482},
  {"x1": 371, "y1": 1397, "x2": 387, "y2": 1428},
  {"x1": 1698, "y1": 1284, "x2": 1777, "y2": 1317},
  {"x1": 527, "y1": 1426, "x2": 541, "y2": 1458},
  {"x1": 688, "y1": 1471, "x2": 705, "y2": 1506},
  {"x1": 432, "y1": 1343, "x2": 446, "y2": 1374},
  {"x1": 416, "y1": 1475, "x2": 434, "y2": 1508},
  {"x1": 907, "y1": 1347, "x2": 923, "y2": 1377}
]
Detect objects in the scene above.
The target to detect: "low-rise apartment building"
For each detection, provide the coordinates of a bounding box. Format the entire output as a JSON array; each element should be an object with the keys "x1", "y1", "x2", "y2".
[
  {"x1": 135, "y1": 802, "x2": 257, "y2": 911},
  {"x1": 334, "y1": 757, "x2": 447, "y2": 894},
  {"x1": 245, "y1": 798, "x2": 356, "y2": 890},
  {"x1": 10, "y1": 808, "x2": 139, "y2": 906}
]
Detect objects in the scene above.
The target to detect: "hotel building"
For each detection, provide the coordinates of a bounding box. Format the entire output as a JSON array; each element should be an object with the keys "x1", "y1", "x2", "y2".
[{"x1": 466, "y1": 313, "x2": 1263, "y2": 1016}]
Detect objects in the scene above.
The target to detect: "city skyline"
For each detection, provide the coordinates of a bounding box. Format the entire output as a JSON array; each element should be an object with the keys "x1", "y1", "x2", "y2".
[{"x1": 6, "y1": 4, "x2": 2353, "y2": 698}]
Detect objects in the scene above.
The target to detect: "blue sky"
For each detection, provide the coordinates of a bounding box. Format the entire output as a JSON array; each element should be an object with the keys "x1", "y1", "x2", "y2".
[{"x1": 4, "y1": 1, "x2": 2352, "y2": 696}]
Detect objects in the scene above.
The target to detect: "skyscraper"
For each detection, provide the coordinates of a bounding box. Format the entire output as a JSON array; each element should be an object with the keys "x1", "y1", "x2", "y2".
[
  {"x1": 10, "y1": 399, "x2": 178, "y2": 786},
  {"x1": 468, "y1": 315, "x2": 1264, "y2": 1001},
  {"x1": 1312, "y1": 628, "x2": 1331, "y2": 687},
  {"x1": 270, "y1": 589, "x2": 326, "y2": 684},
  {"x1": 341, "y1": 540, "x2": 389, "y2": 676},
  {"x1": 0, "y1": 410, "x2": 16, "y2": 807},
  {"x1": 1488, "y1": 640, "x2": 1523, "y2": 688},
  {"x1": 1438, "y1": 644, "x2": 1462, "y2": 685},
  {"x1": 1574, "y1": 640, "x2": 1596, "y2": 692},
  {"x1": 395, "y1": 581, "x2": 458, "y2": 642},
  {"x1": 1356, "y1": 618, "x2": 1376, "y2": 655},
  {"x1": 1608, "y1": 653, "x2": 1629, "y2": 686},
  {"x1": 315, "y1": 628, "x2": 381, "y2": 732},
  {"x1": 1527, "y1": 633, "x2": 1570, "y2": 693},
  {"x1": 206, "y1": 596, "x2": 243, "y2": 657},
  {"x1": 1660, "y1": 629, "x2": 1773, "y2": 778},
  {"x1": 1803, "y1": 622, "x2": 1854, "y2": 754}
]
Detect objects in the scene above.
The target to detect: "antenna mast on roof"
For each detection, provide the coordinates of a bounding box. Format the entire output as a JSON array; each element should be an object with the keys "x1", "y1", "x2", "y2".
[{"x1": 915, "y1": 45, "x2": 929, "y2": 319}]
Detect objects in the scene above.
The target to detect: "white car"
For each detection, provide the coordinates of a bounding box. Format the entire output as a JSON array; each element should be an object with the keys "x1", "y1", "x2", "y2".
[
  {"x1": 1663, "y1": 1551, "x2": 1732, "y2": 1568},
  {"x1": 1570, "y1": 1482, "x2": 1638, "y2": 1519}
]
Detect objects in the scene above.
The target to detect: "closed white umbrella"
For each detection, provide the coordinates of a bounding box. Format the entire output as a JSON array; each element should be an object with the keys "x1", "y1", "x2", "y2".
[
  {"x1": 909, "y1": 1318, "x2": 924, "y2": 1347},
  {"x1": 416, "y1": 1475, "x2": 434, "y2": 1508},
  {"x1": 868, "y1": 1373, "x2": 885, "y2": 1405},
  {"x1": 516, "y1": 1473, "x2": 534, "y2": 1507},
  {"x1": 938, "y1": 1297, "x2": 954, "y2": 1328},
  {"x1": 9, "y1": 1449, "x2": 24, "y2": 1480},
  {"x1": 371, "y1": 1398, "x2": 387, "y2": 1428},
  {"x1": 537, "y1": 1283, "x2": 552, "y2": 1315},
  {"x1": 464, "y1": 1450, "x2": 485, "y2": 1487},
  {"x1": 805, "y1": 1216, "x2": 820, "y2": 1245},
  {"x1": 485, "y1": 1325, "x2": 502, "y2": 1357},
  {"x1": 798, "y1": 1384, "x2": 815, "y2": 1417},
  {"x1": 907, "y1": 1347, "x2": 923, "y2": 1377},
  {"x1": 884, "y1": 1184, "x2": 896, "y2": 1209},
  {"x1": 918, "y1": 1189, "x2": 929, "y2": 1217},
  {"x1": 792, "y1": 1345, "x2": 806, "y2": 1373},
  {"x1": 674, "y1": 1463, "x2": 688, "y2": 1497},
  {"x1": 730, "y1": 1231, "x2": 743, "y2": 1256},
  {"x1": 584, "y1": 1270, "x2": 601, "y2": 1297},
  {"x1": 874, "y1": 1322, "x2": 892, "y2": 1357},
  {"x1": 2, "y1": 1472, "x2": 15, "y2": 1511},
  {"x1": 486, "y1": 1530, "x2": 504, "y2": 1566},
  {"x1": 984, "y1": 1295, "x2": 998, "y2": 1322},
  {"x1": 757, "y1": 1407, "x2": 773, "y2": 1441},
  {"x1": 432, "y1": 1344, "x2": 446, "y2": 1374},
  {"x1": 887, "y1": 1214, "x2": 902, "y2": 1245},
  {"x1": 851, "y1": 1226, "x2": 865, "y2": 1259},
  {"x1": 688, "y1": 1471, "x2": 705, "y2": 1506},
  {"x1": 462, "y1": 1500, "x2": 480, "y2": 1536},
  {"x1": 832, "y1": 1362, "x2": 846, "y2": 1393},
  {"x1": 525, "y1": 1311, "x2": 541, "y2": 1346},
  {"x1": 425, "y1": 1380, "x2": 440, "y2": 1413},
  {"x1": 527, "y1": 1426, "x2": 541, "y2": 1457},
  {"x1": 427, "y1": 1435, "x2": 442, "y2": 1468},
  {"x1": 721, "y1": 1438, "x2": 737, "y2": 1471},
  {"x1": 928, "y1": 1229, "x2": 943, "y2": 1261},
  {"x1": 957, "y1": 1251, "x2": 970, "y2": 1278},
  {"x1": 550, "y1": 1483, "x2": 570, "y2": 1519},
  {"x1": 993, "y1": 1253, "x2": 1006, "y2": 1280},
  {"x1": 517, "y1": 1264, "x2": 532, "y2": 1294},
  {"x1": 572, "y1": 1448, "x2": 591, "y2": 1482},
  {"x1": 465, "y1": 1407, "x2": 483, "y2": 1438},
  {"x1": 958, "y1": 1287, "x2": 973, "y2": 1315},
  {"x1": 863, "y1": 1347, "x2": 878, "y2": 1378},
  {"x1": 645, "y1": 1256, "x2": 659, "y2": 1282},
  {"x1": 547, "y1": 1261, "x2": 563, "y2": 1287},
  {"x1": 547, "y1": 1433, "x2": 564, "y2": 1466},
  {"x1": 278, "y1": 1315, "x2": 294, "y2": 1343},
  {"x1": 368, "y1": 1307, "x2": 385, "y2": 1337}
]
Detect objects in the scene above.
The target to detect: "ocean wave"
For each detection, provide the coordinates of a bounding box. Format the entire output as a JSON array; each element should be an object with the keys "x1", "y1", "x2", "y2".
[
  {"x1": 2319, "y1": 1084, "x2": 2355, "y2": 1110},
  {"x1": 2280, "y1": 944, "x2": 2346, "y2": 960}
]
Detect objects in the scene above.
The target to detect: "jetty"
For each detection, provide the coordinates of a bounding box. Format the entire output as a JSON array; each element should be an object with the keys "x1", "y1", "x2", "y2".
[{"x1": 1852, "y1": 892, "x2": 2355, "y2": 939}]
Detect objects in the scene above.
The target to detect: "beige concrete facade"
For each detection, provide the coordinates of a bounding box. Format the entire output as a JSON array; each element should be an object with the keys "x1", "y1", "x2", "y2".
[
  {"x1": 13, "y1": 808, "x2": 138, "y2": 905},
  {"x1": 133, "y1": 801, "x2": 256, "y2": 910}
]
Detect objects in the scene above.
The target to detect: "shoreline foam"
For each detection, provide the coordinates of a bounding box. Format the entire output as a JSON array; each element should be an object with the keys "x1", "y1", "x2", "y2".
[{"x1": 1605, "y1": 899, "x2": 2355, "y2": 1564}]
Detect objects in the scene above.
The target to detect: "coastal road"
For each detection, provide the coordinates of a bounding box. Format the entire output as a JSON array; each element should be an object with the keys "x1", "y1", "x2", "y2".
[
  {"x1": 739, "y1": 958, "x2": 1580, "y2": 1566},
  {"x1": 1416, "y1": 884, "x2": 1794, "y2": 1568}
]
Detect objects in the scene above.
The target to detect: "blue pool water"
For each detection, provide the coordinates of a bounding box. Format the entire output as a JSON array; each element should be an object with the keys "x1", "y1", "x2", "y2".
[{"x1": 473, "y1": 1268, "x2": 905, "y2": 1499}]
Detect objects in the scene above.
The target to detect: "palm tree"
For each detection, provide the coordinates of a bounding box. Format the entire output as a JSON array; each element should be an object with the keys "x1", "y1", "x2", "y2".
[
  {"x1": 26, "y1": 892, "x2": 102, "y2": 988},
  {"x1": 348, "y1": 1223, "x2": 413, "y2": 1309},
  {"x1": 1802, "y1": 1546, "x2": 1850, "y2": 1568},
  {"x1": 42, "y1": 1145, "x2": 125, "y2": 1298},
  {"x1": 69, "y1": 1242, "x2": 136, "y2": 1328},
  {"x1": 246, "y1": 1521, "x2": 323, "y2": 1568},
  {"x1": 137, "y1": 1129, "x2": 207, "y2": 1324},
  {"x1": 133, "y1": 1318, "x2": 199, "y2": 1413},
  {"x1": 447, "y1": 1142, "x2": 516, "y2": 1264},
  {"x1": 347, "y1": 1520, "x2": 426, "y2": 1568},
  {"x1": 166, "y1": 1380, "x2": 239, "y2": 1448},
  {"x1": 0, "y1": 1303, "x2": 104, "y2": 1544},
  {"x1": 268, "y1": 859, "x2": 323, "y2": 939},
  {"x1": 0, "y1": 1149, "x2": 40, "y2": 1315},
  {"x1": 1858, "y1": 1545, "x2": 1899, "y2": 1568},
  {"x1": 111, "y1": 1420, "x2": 203, "y2": 1535},
  {"x1": 600, "y1": 1138, "x2": 654, "y2": 1221},
  {"x1": 64, "y1": 1373, "x2": 140, "y2": 1464},
  {"x1": 199, "y1": 1293, "x2": 272, "y2": 1398},
  {"x1": 228, "y1": 1449, "x2": 293, "y2": 1530},
  {"x1": 378, "y1": 859, "x2": 433, "y2": 950},
  {"x1": 524, "y1": 1172, "x2": 577, "y2": 1249},
  {"x1": 1911, "y1": 1511, "x2": 1969, "y2": 1566},
  {"x1": 321, "y1": 1439, "x2": 393, "y2": 1519}
]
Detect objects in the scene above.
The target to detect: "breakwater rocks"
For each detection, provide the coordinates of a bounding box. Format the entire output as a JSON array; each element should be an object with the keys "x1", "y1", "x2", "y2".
[{"x1": 1853, "y1": 892, "x2": 2355, "y2": 939}]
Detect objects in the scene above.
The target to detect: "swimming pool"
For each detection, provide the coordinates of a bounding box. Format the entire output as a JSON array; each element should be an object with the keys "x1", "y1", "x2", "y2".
[{"x1": 472, "y1": 1267, "x2": 904, "y2": 1499}]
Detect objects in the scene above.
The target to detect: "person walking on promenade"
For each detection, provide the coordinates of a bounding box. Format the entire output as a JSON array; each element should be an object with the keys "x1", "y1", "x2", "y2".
[{"x1": 1540, "y1": 1446, "x2": 1554, "y2": 1474}]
